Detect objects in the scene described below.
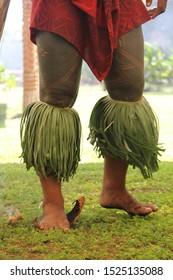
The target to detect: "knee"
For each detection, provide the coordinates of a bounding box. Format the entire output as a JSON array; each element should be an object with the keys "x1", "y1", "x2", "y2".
[
  {"x1": 105, "y1": 73, "x2": 144, "y2": 102},
  {"x1": 40, "y1": 80, "x2": 79, "y2": 108}
]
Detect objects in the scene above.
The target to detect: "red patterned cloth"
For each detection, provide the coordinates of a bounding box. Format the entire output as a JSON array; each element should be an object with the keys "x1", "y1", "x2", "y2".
[{"x1": 30, "y1": 0, "x2": 150, "y2": 81}]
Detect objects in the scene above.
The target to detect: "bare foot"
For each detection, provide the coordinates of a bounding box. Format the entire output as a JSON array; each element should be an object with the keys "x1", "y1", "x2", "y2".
[
  {"x1": 35, "y1": 203, "x2": 70, "y2": 231},
  {"x1": 100, "y1": 190, "x2": 158, "y2": 216},
  {"x1": 34, "y1": 197, "x2": 85, "y2": 231}
]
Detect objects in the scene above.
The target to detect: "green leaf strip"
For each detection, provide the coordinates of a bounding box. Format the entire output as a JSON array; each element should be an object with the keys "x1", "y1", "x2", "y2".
[
  {"x1": 88, "y1": 96, "x2": 165, "y2": 179},
  {"x1": 20, "y1": 101, "x2": 82, "y2": 181}
]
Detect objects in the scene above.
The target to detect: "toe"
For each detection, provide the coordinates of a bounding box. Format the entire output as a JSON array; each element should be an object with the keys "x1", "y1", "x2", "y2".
[
  {"x1": 40, "y1": 223, "x2": 48, "y2": 230},
  {"x1": 63, "y1": 227, "x2": 70, "y2": 232},
  {"x1": 129, "y1": 205, "x2": 153, "y2": 216},
  {"x1": 147, "y1": 204, "x2": 158, "y2": 212},
  {"x1": 137, "y1": 206, "x2": 153, "y2": 216}
]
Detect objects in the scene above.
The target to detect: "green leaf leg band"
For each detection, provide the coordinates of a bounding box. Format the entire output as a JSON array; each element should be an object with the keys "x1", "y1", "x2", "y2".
[
  {"x1": 20, "y1": 101, "x2": 81, "y2": 181},
  {"x1": 88, "y1": 96, "x2": 164, "y2": 179}
]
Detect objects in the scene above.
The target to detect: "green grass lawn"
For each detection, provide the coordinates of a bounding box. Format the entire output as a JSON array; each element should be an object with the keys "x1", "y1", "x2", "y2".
[{"x1": 0, "y1": 87, "x2": 173, "y2": 260}]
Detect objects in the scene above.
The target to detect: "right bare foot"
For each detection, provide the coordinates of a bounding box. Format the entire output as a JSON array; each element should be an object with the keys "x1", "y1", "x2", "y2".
[
  {"x1": 34, "y1": 197, "x2": 85, "y2": 231},
  {"x1": 35, "y1": 203, "x2": 70, "y2": 231}
]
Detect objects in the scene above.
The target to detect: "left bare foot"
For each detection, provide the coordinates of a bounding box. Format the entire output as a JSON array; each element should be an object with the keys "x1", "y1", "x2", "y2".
[{"x1": 100, "y1": 190, "x2": 158, "y2": 216}]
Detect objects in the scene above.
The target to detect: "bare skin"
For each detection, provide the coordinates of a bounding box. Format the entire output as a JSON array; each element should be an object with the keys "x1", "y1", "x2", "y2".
[
  {"x1": 38, "y1": 156, "x2": 158, "y2": 231},
  {"x1": 38, "y1": 176, "x2": 70, "y2": 231},
  {"x1": 146, "y1": 0, "x2": 168, "y2": 19},
  {"x1": 100, "y1": 156, "x2": 158, "y2": 215},
  {"x1": 33, "y1": 0, "x2": 168, "y2": 229}
]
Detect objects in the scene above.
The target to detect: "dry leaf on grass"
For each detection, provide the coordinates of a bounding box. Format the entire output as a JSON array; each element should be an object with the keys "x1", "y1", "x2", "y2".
[{"x1": 8, "y1": 214, "x2": 23, "y2": 224}]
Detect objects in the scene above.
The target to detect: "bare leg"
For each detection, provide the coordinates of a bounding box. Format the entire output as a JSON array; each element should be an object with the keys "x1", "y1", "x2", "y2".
[
  {"x1": 100, "y1": 156, "x2": 158, "y2": 215},
  {"x1": 38, "y1": 175, "x2": 70, "y2": 230},
  {"x1": 31, "y1": 32, "x2": 82, "y2": 230},
  {"x1": 100, "y1": 27, "x2": 158, "y2": 215}
]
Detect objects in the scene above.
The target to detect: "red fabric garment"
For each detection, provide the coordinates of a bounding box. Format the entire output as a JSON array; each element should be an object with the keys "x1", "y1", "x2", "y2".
[
  {"x1": 30, "y1": 0, "x2": 150, "y2": 81},
  {"x1": 71, "y1": 0, "x2": 97, "y2": 17}
]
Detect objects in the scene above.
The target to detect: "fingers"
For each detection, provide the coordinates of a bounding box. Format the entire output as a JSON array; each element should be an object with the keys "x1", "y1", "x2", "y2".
[
  {"x1": 148, "y1": 7, "x2": 164, "y2": 19},
  {"x1": 146, "y1": 0, "x2": 168, "y2": 19},
  {"x1": 146, "y1": 0, "x2": 153, "y2": 7}
]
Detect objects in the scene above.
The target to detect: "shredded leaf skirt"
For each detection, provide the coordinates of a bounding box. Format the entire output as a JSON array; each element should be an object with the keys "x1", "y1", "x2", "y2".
[
  {"x1": 88, "y1": 96, "x2": 164, "y2": 179},
  {"x1": 20, "y1": 101, "x2": 81, "y2": 181}
]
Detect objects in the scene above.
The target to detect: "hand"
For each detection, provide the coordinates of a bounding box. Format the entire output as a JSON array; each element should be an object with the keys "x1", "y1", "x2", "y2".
[{"x1": 146, "y1": 0, "x2": 168, "y2": 19}]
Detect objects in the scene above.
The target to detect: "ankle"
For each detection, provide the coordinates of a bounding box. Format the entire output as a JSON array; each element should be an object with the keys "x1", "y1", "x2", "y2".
[
  {"x1": 102, "y1": 180, "x2": 126, "y2": 193},
  {"x1": 43, "y1": 201, "x2": 64, "y2": 211}
]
